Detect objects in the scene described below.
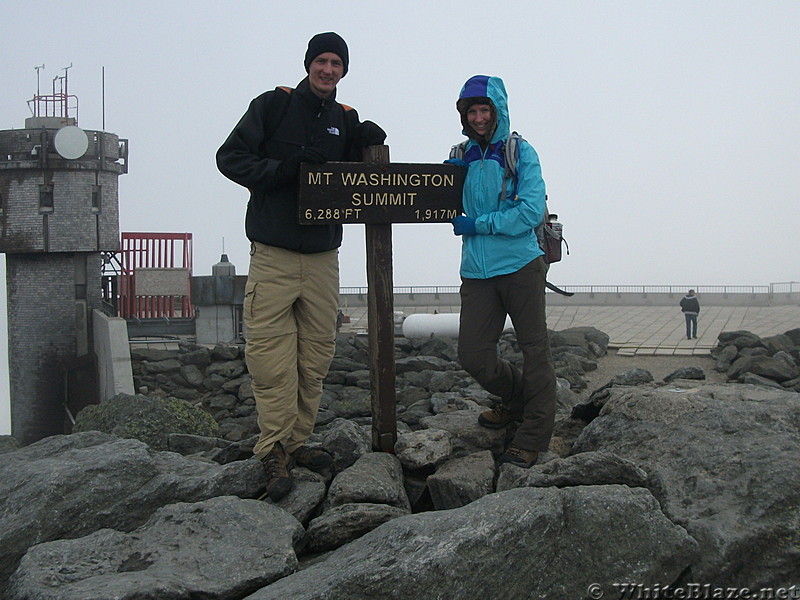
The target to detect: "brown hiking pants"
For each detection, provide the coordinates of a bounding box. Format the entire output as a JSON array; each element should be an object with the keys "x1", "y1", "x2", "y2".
[{"x1": 458, "y1": 257, "x2": 556, "y2": 452}]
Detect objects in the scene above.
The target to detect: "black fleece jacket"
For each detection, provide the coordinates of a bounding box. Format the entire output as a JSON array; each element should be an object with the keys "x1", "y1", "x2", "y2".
[
  {"x1": 680, "y1": 295, "x2": 700, "y2": 314},
  {"x1": 216, "y1": 77, "x2": 365, "y2": 253}
]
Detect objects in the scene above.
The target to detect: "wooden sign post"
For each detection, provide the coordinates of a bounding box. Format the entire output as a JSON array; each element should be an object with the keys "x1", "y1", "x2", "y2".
[{"x1": 299, "y1": 150, "x2": 463, "y2": 452}]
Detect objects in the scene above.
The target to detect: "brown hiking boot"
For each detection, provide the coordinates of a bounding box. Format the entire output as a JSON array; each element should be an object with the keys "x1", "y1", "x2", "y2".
[
  {"x1": 478, "y1": 405, "x2": 517, "y2": 429},
  {"x1": 291, "y1": 444, "x2": 333, "y2": 470},
  {"x1": 259, "y1": 442, "x2": 293, "y2": 501},
  {"x1": 498, "y1": 446, "x2": 539, "y2": 468}
]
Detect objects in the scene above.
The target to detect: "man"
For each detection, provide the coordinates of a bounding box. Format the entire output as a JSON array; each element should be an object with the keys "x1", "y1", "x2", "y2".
[
  {"x1": 448, "y1": 75, "x2": 556, "y2": 468},
  {"x1": 680, "y1": 289, "x2": 700, "y2": 339},
  {"x1": 216, "y1": 32, "x2": 386, "y2": 501}
]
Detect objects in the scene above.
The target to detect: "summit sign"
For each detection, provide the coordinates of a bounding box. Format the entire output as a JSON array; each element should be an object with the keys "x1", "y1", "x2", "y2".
[{"x1": 298, "y1": 162, "x2": 464, "y2": 224}]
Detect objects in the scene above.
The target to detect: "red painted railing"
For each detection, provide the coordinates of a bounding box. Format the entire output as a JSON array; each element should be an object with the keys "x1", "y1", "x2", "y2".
[{"x1": 119, "y1": 232, "x2": 193, "y2": 319}]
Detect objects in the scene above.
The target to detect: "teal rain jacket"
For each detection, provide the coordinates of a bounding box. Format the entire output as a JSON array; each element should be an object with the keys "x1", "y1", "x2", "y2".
[{"x1": 455, "y1": 75, "x2": 546, "y2": 279}]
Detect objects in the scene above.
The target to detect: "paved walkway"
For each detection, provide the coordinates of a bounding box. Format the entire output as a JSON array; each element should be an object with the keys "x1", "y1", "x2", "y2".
[{"x1": 342, "y1": 304, "x2": 800, "y2": 356}]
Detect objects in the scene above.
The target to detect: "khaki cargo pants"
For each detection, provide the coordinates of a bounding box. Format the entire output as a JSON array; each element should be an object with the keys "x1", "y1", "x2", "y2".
[{"x1": 244, "y1": 242, "x2": 339, "y2": 460}]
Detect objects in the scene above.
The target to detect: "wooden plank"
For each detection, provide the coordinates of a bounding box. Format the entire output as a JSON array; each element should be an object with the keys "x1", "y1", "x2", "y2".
[{"x1": 363, "y1": 145, "x2": 397, "y2": 452}]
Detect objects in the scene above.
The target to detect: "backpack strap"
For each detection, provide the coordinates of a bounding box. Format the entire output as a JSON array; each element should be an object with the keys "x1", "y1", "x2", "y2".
[
  {"x1": 449, "y1": 141, "x2": 468, "y2": 160},
  {"x1": 500, "y1": 131, "x2": 522, "y2": 202},
  {"x1": 262, "y1": 86, "x2": 294, "y2": 141}
]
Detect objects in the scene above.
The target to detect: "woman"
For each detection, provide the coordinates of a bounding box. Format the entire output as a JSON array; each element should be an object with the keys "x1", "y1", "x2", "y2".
[{"x1": 449, "y1": 75, "x2": 556, "y2": 468}]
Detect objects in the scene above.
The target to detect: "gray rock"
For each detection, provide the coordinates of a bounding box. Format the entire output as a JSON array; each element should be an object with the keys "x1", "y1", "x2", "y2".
[
  {"x1": 611, "y1": 367, "x2": 654, "y2": 385},
  {"x1": 0, "y1": 435, "x2": 20, "y2": 454},
  {"x1": 304, "y1": 503, "x2": 409, "y2": 554},
  {"x1": 243, "y1": 485, "x2": 696, "y2": 600},
  {"x1": 395, "y1": 355, "x2": 455, "y2": 374},
  {"x1": 415, "y1": 336, "x2": 459, "y2": 361},
  {"x1": 167, "y1": 432, "x2": 228, "y2": 456},
  {"x1": 761, "y1": 333, "x2": 795, "y2": 355},
  {"x1": 727, "y1": 355, "x2": 799, "y2": 383},
  {"x1": 180, "y1": 363, "x2": 205, "y2": 386},
  {"x1": 324, "y1": 452, "x2": 410, "y2": 511},
  {"x1": 572, "y1": 382, "x2": 800, "y2": 586},
  {"x1": 207, "y1": 359, "x2": 247, "y2": 379},
  {"x1": 497, "y1": 450, "x2": 648, "y2": 491},
  {"x1": 208, "y1": 393, "x2": 239, "y2": 411},
  {"x1": 394, "y1": 428, "x2": 452, "y2": 470},
  {"x1": 782, "y1": 375, "x2": 800, "y2": 392},
  {"x1": 429, "y1": 393, "x2": 481, "y2": 414},
  {"x1": 739, "y1": 372, "x2": 786, "y2": 389},
  {"x1": 714, "y1": 344, "x2": 739, "y2": 372},
  {"x1": 395, "y1": 386, "x2": 429, "y2": 408},
  {"x1": 420, "y1": 408, "x2": 506, "y2": 458},
  {"x1": 0, "y1": 432, "x2": 264, "y2": 591},
  {"x1": 427, "y1": 450, "x2": 495, "y2": 510},
  {"x1": 555, "y1": 377, "x2": 581, "y2": 412},
  {"x1": 270, "y1": 468, "x2": 328, "y2": 526},
  {"x1": 141, "y1": 358, "x2": 182, "y2": 374},
  {"x1": 663, "y1": 366, "x2": 706, "y2": 382},
  {"x1": 321, "y1": 419, "x2": 371, "y2": 472},
  {"x1": 427, "y1": 370, "x2": 465, "y2": 392},
  {"x1": 343, "y1": 369, "x2": 371, "y2": 387},
  {"x1": 73, "y1": 393, "x2": 219, "y2": 450},
  {"x1": 130, "y1": 347, "x2": 175, "y2": 362},
  {"x1": 784, "y1": 327, "x2": 800, "y2": 346},
  {"x1": 178, "y1": 347, "x2": 213, "y2": 367},
  {"x1": 549, "y1": 326, "x2": 610, "y2": 356},
  {"x1": 329, "y1": 356, "x2": 368, "y2": 372},
  {"x1": 398, "y1": 398, "x2": 434, "y2": 426},
  {"x1": 327, "y1": 388, "x2": 371, "y2": 419},
  {"x1": 571, "y1": 368, "x2": 655, "y2": 423},
  {"x1": 8, "y1": 496, "x2": 303, "y2": 600},
  {"x1": 211, "y1": 343, "x2": 241, "y2": 361},
  {"x1": 717, "y1": 330, "x2": 764, "y2": 349}
]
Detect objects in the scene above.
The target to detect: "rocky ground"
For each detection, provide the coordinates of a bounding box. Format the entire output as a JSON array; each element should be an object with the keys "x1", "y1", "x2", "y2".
[
  {"x1": 2, "y1": 327, "x2": 798, "y2": 599},
  {"x1": 582, "y1": 351, "x2": 727, "y2": 392}
]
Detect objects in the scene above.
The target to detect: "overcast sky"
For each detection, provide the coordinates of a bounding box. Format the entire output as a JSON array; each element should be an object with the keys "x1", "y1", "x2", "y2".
[{"x1": 1, "y1": 0, "x2": 798, "y2": 434}]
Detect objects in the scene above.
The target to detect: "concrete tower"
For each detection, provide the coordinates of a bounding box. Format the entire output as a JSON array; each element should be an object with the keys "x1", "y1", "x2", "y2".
[{"x1": 0, "y1": 67, "x2": 128, "y2": 444}]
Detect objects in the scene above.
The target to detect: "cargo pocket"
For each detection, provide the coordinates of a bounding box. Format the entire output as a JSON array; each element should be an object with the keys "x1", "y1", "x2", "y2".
[{"x1": 243, "y1": 280, "x2": 257, "y2": 327}]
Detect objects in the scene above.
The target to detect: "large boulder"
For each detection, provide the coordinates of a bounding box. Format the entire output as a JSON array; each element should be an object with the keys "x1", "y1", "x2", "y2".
[
  {"x1": 243, "y1": 485, "x2": 696, "y2": 600},
  {"x1": 8, "y1": 496, "x2": 303, "y2": 600},
  {"x1": 572, "y1": 381, "x2": 800, "y2": 586},
  {"x1": 0, "y1": 432, "x2": 263, "y2": 591},
  {"x1": 73, "y1": 393, "x2": 219, "y2": 450}
]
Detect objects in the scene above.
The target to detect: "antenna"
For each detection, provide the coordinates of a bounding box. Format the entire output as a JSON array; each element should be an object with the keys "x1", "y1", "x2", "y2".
[
  {"x1": 61, "y1": 64, "x2": 73, "y2": 118},
  {"x1": 102, "y1": 66, "x2": 105, "y2": 130},
  {"x1": 222, "y1": 236, "x2": 226, "y2": 254},
  {"x1": 35, "y1": 64, "x2": 45, "y2": 96}
]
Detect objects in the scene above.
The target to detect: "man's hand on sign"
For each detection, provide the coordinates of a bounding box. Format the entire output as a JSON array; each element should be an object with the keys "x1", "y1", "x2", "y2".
[
  {"x1": 452, "y1": 215, "x2": 477, "y2": 236},
  {"x1": 353, "y1": 120, "x2": 387, "y2": 147},
  {"x1": 277, "y1": 147, "x2": 329, "y2": 184}
]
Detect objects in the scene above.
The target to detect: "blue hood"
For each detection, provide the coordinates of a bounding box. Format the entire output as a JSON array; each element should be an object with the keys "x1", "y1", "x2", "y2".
[{"x1": 457, "y1": 75, "x2": 510, "y2": 145}]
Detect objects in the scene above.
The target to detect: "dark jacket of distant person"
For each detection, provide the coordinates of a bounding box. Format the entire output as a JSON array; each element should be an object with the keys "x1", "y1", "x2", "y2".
[
  {"x1": 680, "y1": 293, "x2": 700, "y2": 314},
  {"x1": 216, "y1": 77, "x2": 368, "y2": 253}
]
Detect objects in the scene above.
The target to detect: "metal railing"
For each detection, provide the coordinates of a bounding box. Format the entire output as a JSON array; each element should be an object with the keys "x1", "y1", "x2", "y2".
[{"x1": 340, "y1": 284, "x2": 778, "y2": 296}]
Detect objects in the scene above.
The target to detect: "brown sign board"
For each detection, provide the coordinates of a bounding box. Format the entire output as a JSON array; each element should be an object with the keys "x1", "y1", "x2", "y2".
[{"x1": 298, "y1": 162, "x2": 464, "y2": 224}]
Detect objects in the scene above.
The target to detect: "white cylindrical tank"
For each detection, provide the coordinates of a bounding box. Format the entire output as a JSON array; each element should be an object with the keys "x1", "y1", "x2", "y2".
[{"x1": 401, "y1": 313, "x2": 514, "y2": 339}]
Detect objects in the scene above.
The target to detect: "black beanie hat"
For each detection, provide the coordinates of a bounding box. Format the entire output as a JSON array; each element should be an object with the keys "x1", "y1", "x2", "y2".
[{"x1": 304, "y1": 32, "x2": 349, "y2": 76}]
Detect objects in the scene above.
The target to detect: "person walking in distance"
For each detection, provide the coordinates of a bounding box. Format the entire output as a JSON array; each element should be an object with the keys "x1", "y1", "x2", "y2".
[
  {"x1": 680, "y1": 289, "x2": 700, "y2": 339},
  {"x1": 216, "y1": 32, "x2": 386, "y2": 501},
  {"x1": 448, "y1": 75, "x2": 556, "y2": 468}
]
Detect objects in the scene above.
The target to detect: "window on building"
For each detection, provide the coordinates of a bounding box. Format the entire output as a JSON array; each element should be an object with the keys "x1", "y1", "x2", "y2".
[
  {"x1": 39, "y1": 184, "x2": 54, "y2": 211},
  {"x1": 92, "y1": 185, "x2": 102, "y2": 212}
]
